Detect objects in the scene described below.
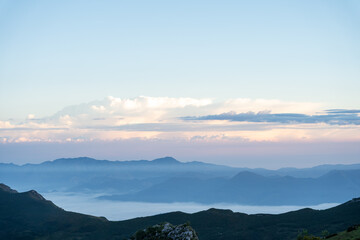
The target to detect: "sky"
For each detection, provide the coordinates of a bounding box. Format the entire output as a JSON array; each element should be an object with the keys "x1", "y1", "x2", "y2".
[{"x1": 0, "y1": 0, "x2": 360, "y2": 168}]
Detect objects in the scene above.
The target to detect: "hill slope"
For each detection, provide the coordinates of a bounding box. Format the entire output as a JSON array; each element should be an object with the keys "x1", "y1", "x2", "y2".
[{"x1": 1, "y1": 183, "x2": 360, "y2": 240}]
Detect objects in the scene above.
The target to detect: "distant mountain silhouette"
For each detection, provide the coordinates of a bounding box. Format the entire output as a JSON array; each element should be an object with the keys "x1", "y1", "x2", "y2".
[
  {"x1": 1, "y1": 184, "x2": 360, "y2": 240},
  {"x1": 40, "y1": 156, "x2": 180, "y2": 166},
  {"x1": 151, "y1": 156, "x2": 181, "y2": 164},
  {"x1": 0, "y1": 157, "x2": 238, "y2": 194},
  {"x1": 1, "y1": 157, "x2": 360, "y2": 205},
  {"x1": 102, "y1": 169, "x2": 360, "y2": 205}
]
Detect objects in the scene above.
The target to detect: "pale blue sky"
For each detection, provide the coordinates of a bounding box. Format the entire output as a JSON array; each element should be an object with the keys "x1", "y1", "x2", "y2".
[
  {"x1": 1, "y1": 1, "x2": 360, "y2": 166},
  {"x1": 1, "y1": 0, "x2": 359, "y2": 119}
]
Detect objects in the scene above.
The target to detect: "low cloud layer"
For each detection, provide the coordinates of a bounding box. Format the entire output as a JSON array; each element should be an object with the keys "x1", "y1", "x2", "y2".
[
  {"x1": 183, "y1": 111, "x2": 360, "y2": 125},
  {"x1": 326, "y1": 109, "x2": 360, "y2": 114},
  {"x1": 1, "y1": 96, "x2": 360, "y2": 143}
]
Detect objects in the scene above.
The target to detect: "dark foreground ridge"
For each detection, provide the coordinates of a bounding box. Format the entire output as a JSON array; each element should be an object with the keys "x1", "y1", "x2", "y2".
[{"x1": 0, "y1": 183, "x2": 360, "y2": 240}]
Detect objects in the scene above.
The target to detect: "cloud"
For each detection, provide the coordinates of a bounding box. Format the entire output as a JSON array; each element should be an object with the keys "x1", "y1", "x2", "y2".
[
  {"x1": 1, "y1": 96, "x2": 360, "y2": 143},
  {"x1": 49, "y1": 96, "x2": 322, "y2": 122},
  {"x1": 0, "y1": 121, "x2": 14, "y2": 128},
  {"x1": 82, "y1": 122, "x2": 269, "y2": 132},
  {"x1": 221, "y1": 99, "x2": 322, "y2": 115},
  {"x1": 182, "y1": 110, "x2": 360, "y2": 125},
  {"x1": 27, "y1": 114, "x2": 35, "y2": 120},
  {"x1": 53, "y1": 96, "x2": 213, "y2": 117},
  {"x1": 325, "y1": 109, "x2": 360, "y2": 114}
]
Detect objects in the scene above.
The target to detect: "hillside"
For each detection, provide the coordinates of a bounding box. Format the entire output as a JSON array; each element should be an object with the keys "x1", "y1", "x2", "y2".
[
  {"x1": 327, "y1": 225, "x2": 360, "y2": 240},
  {"x1": 1, "y1": 183, "x2": 360, "y2": 240}
]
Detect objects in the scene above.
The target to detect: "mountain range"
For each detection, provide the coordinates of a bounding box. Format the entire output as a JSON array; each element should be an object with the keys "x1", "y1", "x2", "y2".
[
  {"x1": 1, "y1": 157, "x2": 360, "y2": 205},
  {"x1": 102, "y1": 169, "x2": 360, "y2": 205}
]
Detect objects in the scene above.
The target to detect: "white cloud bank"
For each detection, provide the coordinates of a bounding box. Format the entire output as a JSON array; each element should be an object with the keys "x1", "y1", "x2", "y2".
[{"x1": 1, "y1": 96, "x2": 360, "y2": 143}]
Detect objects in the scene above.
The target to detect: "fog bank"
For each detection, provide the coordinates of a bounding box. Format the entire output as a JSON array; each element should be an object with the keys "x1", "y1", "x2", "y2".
[{"x1": 42, "y1": 192, "x2": 338, "y2": 221}]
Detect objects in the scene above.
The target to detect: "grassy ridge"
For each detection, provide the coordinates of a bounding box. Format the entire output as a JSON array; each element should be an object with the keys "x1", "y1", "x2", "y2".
[{"x1": 327, "y1": 225, "x2": 360, "y2": 240}]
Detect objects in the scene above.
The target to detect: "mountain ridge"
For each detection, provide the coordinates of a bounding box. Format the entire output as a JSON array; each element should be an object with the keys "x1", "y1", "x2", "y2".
[
  {"x1": 2, "y1": 157, "x2": 360, "y2": 205},
  {"x1": 2, "y1": 156, "x2": 360, "y2": 181},
  {"x1": 1, "y1": 183, "x2": 360, "y2": 240},
  {"x1": 2, "y1": 156, "x2": 360, "y2": 174},
  {"x1": 101, "y1": 169, "x2": 360, "y2": 205}
]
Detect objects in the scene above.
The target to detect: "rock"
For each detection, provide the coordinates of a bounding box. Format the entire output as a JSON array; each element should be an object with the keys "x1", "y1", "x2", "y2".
[
  {"x1": 130, "y1": 222, "x2": 199, "y2": 240},
  {"x1": 26, "y1": 190, "x2": 46, "y2": 201}
]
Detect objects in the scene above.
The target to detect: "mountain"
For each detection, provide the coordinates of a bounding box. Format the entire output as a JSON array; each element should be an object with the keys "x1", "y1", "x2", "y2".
[
  {"x1": 1, "y1": 157, "x2": 360, "y2": 205},
  {"x1": 259, "y1": 163, "x2": 360, "y2": 178},
  {"x1": 0, "y1": 184, "x2": 114, "y2": 239},
  {"x1": 1, "y1": 184, "x2": 360, "y2": 240},
  {"x1": 102, "y1": 169, "x2": 360, "y2": 205},
  {"x1": 3, "y1": 156, "x2": 360, "y2": 178},
  {"x1": 0, "y1": 157, "x2": 238, "y2": 193},
  {"x1": 151, "y1": 156, "x2": 181, "y2": 164}
]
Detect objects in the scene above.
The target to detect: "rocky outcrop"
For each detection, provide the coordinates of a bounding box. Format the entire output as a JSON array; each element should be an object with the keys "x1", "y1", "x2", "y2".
[
  {"x1": 130, "y1": 222, "x2": 199, "y2": 240},
  {"x1": 25, "y1": 190, "x2": 46, "y2": 201}
]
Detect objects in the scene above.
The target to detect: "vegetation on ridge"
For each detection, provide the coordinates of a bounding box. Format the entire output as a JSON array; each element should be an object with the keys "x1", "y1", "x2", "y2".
[{"x1": 1, "y1": 184, "x2": 360, "y2": 240}]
